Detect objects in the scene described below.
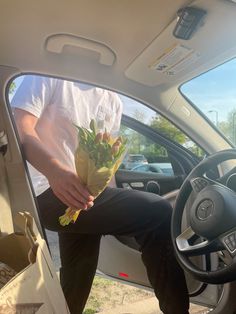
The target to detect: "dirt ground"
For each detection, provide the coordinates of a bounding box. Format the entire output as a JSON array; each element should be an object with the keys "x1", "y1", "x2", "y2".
[
  {"x1": 83, "y1": 276, "x2": 211, "y2": 314},
  {"x1": 46, "y1": 231, "x2": 210, "y2": 314}
]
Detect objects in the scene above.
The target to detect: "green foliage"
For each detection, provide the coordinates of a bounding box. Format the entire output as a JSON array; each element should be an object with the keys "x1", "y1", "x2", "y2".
[
  {"x1": 92, "y1": 276, "x2": 113, "y2": 287},
  {"x1": 187, "y1": 144, "x2": 205, "y2": 158},
  {"x1": 9, "y1": 82, "x2": 16, "y2": 94},
  {"x1": 205, "y1": 109, "x2": 236, "y2": 145},
  {"x1": 83, "y1": 275, "x2": 153, "y2": 313},
  {"x1": 83, "y1": 309, "x2": 97, "y2": 314},
  {"x1": 121, "y1": 114, "x2": 205, "y2": 159},
  {"x1": 75, "y1": 120, "x2": 127, "y2": 168},
  {"x1": 223, "y1": 109, "x2": 236, "y2": 144},
  {"x1": 150, "y1": 115, "x2": 188, "y2": 144},
  {"x1": 148, "y1": 115, "x2": 205, "y2": 157},
  {"x1": 132, "y1": 109, "x2": 146, "y2": 122}
]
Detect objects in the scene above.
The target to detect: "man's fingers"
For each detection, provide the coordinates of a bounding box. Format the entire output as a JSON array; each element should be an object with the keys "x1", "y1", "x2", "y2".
[
  {"x1": 66, "y1": 190, "x2": 89, "y2": 209},
  {"x1": 50, "y1": 171, "x2": 94, "y2": 210},
  {"x1": 68, "y1": 189, "x2": 94, "y2": 209},
  {"x1": 54, "y1": 191, "x2": 70, "y2": 208},
  {"x1": 69, "y1": 185, "x2": 93, "y2": 204},
  {"x1": 87, "y1": 200, "x2": 94, "y2": 209},
  {"x1": 56, "y1": 190, "x2": 88, "y2": 210},
  {"x1": 73, "y1": 176, "x2": 94, "y2": 201}
]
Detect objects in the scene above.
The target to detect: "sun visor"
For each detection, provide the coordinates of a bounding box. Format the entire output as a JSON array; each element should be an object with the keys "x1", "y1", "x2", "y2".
[
  {"x1": 125, "y1": 1, "x2": 236, "y2": 87},
  {"x1": 124, "y1": 19, "x2": 202, "y2": 87}
]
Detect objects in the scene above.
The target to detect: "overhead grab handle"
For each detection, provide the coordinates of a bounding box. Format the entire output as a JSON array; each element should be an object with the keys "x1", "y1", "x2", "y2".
[{"x1": 45, "y1": 34, "x2": 116, "y2": 66}]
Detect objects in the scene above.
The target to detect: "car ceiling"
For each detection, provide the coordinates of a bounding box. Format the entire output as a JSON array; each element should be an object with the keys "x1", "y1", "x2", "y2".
[
  {"x1": 1, "y1": 0, "x2": 236, "y2": 153},
  {"x1": 2, "y1": 0, "x2": 236, "y2": 87}
]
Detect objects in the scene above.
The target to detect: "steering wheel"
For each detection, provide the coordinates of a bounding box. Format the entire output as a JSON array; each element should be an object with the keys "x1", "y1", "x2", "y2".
[{"x1": 172, "y1": 149, "x2": 236, "y2": 284}]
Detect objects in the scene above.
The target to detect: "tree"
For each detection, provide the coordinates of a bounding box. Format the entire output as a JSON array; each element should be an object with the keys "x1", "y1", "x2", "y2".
[
  {"x1": 121, "y1": 114, "x2": 205, "y2": 160},
  {"x1": 9, "y1": 82, "x2": 16, "y2": 94},
  {"x1": 225, "y1": 109, "x2": 236, "y2": 144},
  {"x1": 218, "y1": 120, "x2": 230, "y2": 140},
  {"x1": 150, "y1": 114, "x2": 205, "y2": 158},
  {"x1": 150, "y1": 115, "x2": 188, "y2": 144},
  {"x1": 132, "y1": 109, "x2": 146, "y2": 123}
]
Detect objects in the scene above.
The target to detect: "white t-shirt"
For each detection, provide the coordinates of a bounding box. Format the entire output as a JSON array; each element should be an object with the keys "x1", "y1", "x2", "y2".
[{"x1": 11, "y1": 75, "x2": 123, "y2": 196}]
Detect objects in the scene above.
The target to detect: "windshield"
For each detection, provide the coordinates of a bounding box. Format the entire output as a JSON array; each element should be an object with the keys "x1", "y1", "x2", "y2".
[{"x1": 181, "y1": 58, "x2": 236, "y2": 146}]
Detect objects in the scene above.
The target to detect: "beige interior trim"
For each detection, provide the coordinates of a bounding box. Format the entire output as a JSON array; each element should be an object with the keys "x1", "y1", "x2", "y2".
[
  {"x1": 45, "y1": 34, "x2": 116, "y2": 66},
  {"x1": 0, "y1": 154, "x2": 14, "y2": 234}
]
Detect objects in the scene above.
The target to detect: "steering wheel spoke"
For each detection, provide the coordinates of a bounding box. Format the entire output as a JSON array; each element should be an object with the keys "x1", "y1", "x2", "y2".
[
  {"x1": 176, "y1": 226, "x2": 223, "y2": 256},
  {"x1": 190, "y1": 169, "x2": 231, "y2": 195}
]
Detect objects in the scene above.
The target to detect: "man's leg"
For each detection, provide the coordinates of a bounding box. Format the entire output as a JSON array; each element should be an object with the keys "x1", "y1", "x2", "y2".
[
  {"x1": 37, "y1": 187, "x2": 189, "y2": 314},
  {"x1": 136, "y1": 212, "x2": 189, "y2": 314},
  {"x1": 37, "y1": 189, "x2": 101, "y2": 314},
  {"x1": 59, "y1": 233, "x2": 101, "y2": 314}
]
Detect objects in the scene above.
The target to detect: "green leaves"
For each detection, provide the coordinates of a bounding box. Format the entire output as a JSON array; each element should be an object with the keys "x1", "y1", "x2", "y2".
[
  {"x1": 74, "y1": 119, "x2": 127, "y2": 168},
  {"x1": 89, "y1": 119, "x2": 97, "y2": 135}
]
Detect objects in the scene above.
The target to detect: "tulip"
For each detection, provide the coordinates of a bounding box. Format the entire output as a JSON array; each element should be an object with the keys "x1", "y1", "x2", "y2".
[
  {"x1": 95, "y1": 132, "x2": 103, "y2": 143},
  {"x1": 103, "y1": 131, "x2": 110, "y2": 143}
]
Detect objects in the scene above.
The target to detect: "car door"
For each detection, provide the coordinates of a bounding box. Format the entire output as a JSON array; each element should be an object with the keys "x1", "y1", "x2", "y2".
[{"x1": 98, "y1": 113, "x2": 220, "y2": 309}]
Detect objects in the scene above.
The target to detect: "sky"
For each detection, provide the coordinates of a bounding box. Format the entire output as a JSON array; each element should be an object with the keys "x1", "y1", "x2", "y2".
[{"x1": 181, "y1": 58, "x2": 236, "y2": 123}]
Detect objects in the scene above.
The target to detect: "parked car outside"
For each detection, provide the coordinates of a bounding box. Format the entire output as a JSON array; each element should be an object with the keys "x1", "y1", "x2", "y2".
[
  {"x1": 156, "y1": 163, "x2": 174, "y2": 175},
  {"x1": 132, "y1": 163, "x2": 174, "y2": 176},
  {"x1": 122, "y1": 154, "x2": 148, "y2": 170}
]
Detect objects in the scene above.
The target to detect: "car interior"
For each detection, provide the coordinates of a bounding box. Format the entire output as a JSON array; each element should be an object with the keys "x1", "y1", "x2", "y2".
[{"x1": 2, "y1": 0, "x2": 236, "y2": 313}]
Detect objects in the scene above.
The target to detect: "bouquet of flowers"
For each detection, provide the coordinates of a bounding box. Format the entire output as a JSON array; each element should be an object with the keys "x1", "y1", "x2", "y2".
[{"x1": 59, "y1": 119, "x2": 127, "y2": 226}]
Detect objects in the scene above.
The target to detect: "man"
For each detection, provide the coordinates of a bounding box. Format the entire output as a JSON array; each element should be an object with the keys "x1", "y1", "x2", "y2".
[{"x1": 11, "y1": 75, "x2": 189, "y2": 314}]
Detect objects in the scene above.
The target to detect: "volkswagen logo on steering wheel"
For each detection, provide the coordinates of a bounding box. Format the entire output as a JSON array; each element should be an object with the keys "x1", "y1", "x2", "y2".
[{"x1": 196, "y1": 199, "x2": 214, "y2": 220}]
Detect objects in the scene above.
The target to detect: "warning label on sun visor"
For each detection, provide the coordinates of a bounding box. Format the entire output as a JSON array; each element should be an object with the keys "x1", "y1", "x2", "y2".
[{"x1": 150, "y1": 44, "x2": 200, "y2": 76}]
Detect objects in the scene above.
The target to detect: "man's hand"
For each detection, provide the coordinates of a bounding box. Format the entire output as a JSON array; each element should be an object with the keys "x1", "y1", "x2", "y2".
[{"x1": 47, "y1": 163, "x2": 94, "y2": 210}]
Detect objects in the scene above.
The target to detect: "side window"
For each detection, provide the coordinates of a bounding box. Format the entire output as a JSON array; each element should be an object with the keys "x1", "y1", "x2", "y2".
[
  {"x1": 120, "y1": 125, "x2": 174, "y2": 176},
  {"x1": 120, "y1": 95, "x2": 205, "y2": 159}
]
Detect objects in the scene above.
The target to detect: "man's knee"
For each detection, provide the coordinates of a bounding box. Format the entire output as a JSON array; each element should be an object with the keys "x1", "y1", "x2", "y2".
[{"x1": 149, "y1": 196, "x2": 173, "y2": 222}]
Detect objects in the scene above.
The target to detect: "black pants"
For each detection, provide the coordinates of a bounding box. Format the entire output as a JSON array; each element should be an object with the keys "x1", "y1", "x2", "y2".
[{"x1": 37, "y1": 187, "x2": 189, "y2": 314}]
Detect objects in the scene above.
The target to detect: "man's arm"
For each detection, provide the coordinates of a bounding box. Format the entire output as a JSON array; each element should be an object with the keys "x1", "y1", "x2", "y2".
[{"x1": 13, "y1": 108, "x2": 94, "y2": 210}]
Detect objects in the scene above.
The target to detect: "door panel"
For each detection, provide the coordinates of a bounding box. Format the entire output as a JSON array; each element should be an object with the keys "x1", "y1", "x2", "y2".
[{"x1": 116, "y1": 169, "x2": 183, "y2": 196}]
